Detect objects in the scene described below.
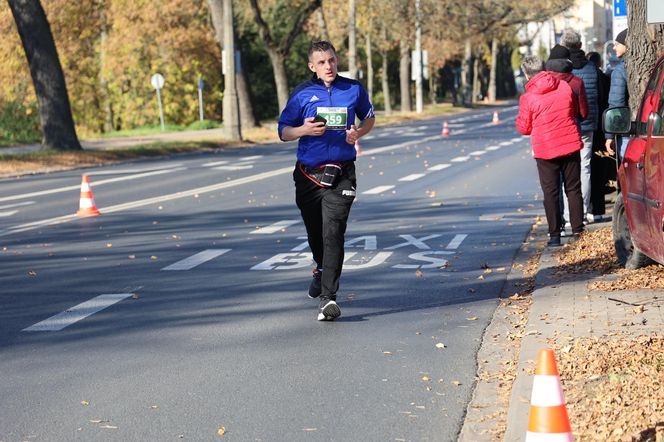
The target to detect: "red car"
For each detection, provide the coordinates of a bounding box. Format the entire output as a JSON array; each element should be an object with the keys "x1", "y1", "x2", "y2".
[{"x1": 604, "y1": 54, "x2": 664, "y2": 268}]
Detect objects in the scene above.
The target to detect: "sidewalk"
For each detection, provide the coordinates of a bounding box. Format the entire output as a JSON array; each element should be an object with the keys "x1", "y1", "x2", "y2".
[
  {"x1": 460, "y1": 219, "x2": 664, "y2": 441},
  {"x1": 0, "y1": 127, "x2": 229, "y2": 155}
]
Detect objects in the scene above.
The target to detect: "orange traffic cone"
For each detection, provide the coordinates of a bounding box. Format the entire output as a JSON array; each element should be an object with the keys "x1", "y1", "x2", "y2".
[
  {"x1": 354, "y1": 139, "x2": 362, "y2": 155},
  {"x1": 526, "y1": 349, "x2": 573, "y2": 441},
  {"x1": 76, "y1": 175, "x2": 100, "y2": 217},
  {"x1": 492, "y1": 111, "x2": 500, "y2": 124},
  {"x1": 441, "y1": 120, "x2": 450, "y2": 137}
]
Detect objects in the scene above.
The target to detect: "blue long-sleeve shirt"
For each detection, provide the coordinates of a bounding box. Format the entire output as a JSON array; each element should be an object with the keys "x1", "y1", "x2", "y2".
[{"x1": 278, "y1": 74, "x2": 374, "y2": 167}]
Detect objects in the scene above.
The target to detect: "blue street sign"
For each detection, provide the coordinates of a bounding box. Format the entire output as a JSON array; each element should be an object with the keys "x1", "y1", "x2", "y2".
[
  {"x1": 614, "y1": 0, "x2": 627, "y2": 17},
  {"x1": 198, "y1": 76, "x2": 205, "y2": 90}
]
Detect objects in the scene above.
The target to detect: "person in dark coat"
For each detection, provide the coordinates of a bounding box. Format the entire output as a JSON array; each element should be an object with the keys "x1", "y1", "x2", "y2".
[
  {"x1": 561, "y1": 29, "x2": 599, "y2": 224},
  {"x1": 587, "y1": 51, "x2": 614, "y2": 221},
  {"x1": 606, "y1": 29, "x2": 629, "y2": 160}
]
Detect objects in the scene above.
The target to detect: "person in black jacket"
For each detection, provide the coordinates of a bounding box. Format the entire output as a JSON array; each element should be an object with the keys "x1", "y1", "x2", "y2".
[{"x1": 587, "y1": 51, "x2": 614, "y2": 221}]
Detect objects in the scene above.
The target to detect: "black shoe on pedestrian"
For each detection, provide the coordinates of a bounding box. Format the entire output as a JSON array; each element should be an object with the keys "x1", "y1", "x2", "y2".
[
  {"x1": 547, "y1": 235, "x2": 562, "y2": 247},
  {"x1": 308, "y1": 268, "x2": 322, "y2": 299},
  {"x1": 317, "y1": 298, "x2": 341, "y2": 321}
]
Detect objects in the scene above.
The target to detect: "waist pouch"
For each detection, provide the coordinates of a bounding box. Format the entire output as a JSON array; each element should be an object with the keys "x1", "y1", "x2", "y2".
[{"x1": 299, "y1": 162, "x2": 347, "y2": 187}]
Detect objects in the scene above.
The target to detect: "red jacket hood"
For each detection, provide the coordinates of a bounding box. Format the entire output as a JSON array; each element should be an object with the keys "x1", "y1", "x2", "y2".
[{"x1": 525, "y1": 71, "x2": 560, "y2": 95}]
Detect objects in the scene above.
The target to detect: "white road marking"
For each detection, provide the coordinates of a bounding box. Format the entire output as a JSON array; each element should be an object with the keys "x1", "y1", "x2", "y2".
[
  {"x1": 398, "y1": 173, "x2": 426, "y2": 182},
  {"x1": 0, "y1": 167, "x2": 185, "y2": 204},
  {"x1": 362, "y1": 135, "x2": 375, "y2": 140},
  {"x1": 416, "y1": 125, "x2": 428, "y2": 130},
  {"x1": 240, "y1": 155, "x2": 263, "y2": 161},
  {"x1": 0, "y1": 210, "x2": 18, "y2": 217},
  {"x1": 23, "y1": 293, "x2": 133, "y2": 332},
  {"x1": 427, "y1": 164, "x2": 451, "y2": 171},
  {"x1": 469, "y1": 150, "x2": 486, "y2": 156},
  {"x1": 87, "y1": 164, "x2": 183, "y2": 175},
  {"x1": 0, "y1": 166, "x2": 295, "y2": 238},
  {"x1": 161, "y1": 249, "x2": 231, "y2": 271},
  {"x1": 202, "y1": 160, "x2": 229, "y2": 167},
  {"x1": 485, "y1": 145, "x2": 501, "y2": 151},
  {"x1": 511, "y1": 137, "x2": 524, "y2": 143},
  {"x1": 445, "y1": 234, "x2": 468, "y2": 249},
  {"x1": 451, "y1": 156, "x2": 470, "y2": 162},
  {"x1": 499, "y1": 141, "x2": 513, "y2": 146},
  {"x1": 250, "y1": 220, "x2": 300, "y2": 234},
  {"x1": 0, "y1": 201, "x2": 35, "y2": 210},
  {"x1": 363, "y1": 185, "x2": 395, "y2": 195},
  {"x1": 214, "y1": 164, "x2": 254, "y2": 171}
]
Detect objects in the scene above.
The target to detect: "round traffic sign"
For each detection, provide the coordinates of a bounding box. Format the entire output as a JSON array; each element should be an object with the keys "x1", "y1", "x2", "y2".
[{"x1": 151, "y1": 73, "x2": 165, "y2": 90}]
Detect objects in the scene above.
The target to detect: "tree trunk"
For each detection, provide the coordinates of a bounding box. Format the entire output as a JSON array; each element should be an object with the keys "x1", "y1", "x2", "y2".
[
  {"x1": 380, "y1": 50, "x2": 392, "y2": 115},
  {"x1": 266, "y1": 49, "x2": 290, "y2": 112},
  {"x1": 399, "y1": 39, "x2": 411, "y2": 112},
  {"x1": 626, "y1": 0, "x2": 664, "y2": 118},
  {"x1": 461, "y1": 38, "x2": 473, "y2": 106},
  {"x1": 222, "y1": 0, "x2": 241, "y2": 140},
  {"x1": 248, "y1": 0, "x2": 321, "y2": 113},
  {"x1": 488, "y1": 36, "x2": 498, "y2": 102},
  {"x1": 317, "y1": 6, "x2": 330, "y2": 41},
  {"x1": 472, "y1": 57, "x2": 480, "y2": 103},
  {"x1": 365, "y1": 31, "x2": 373, "y2": 100},
  {"x1": 8, "y1": 0, "x2": 81, "y2": 150},
  {"x1": 348, "y1": 0, "x2": 357, "y2": 79},
  {"x1": 208, "y1": 0, "x2": 257, "y2": 128}
]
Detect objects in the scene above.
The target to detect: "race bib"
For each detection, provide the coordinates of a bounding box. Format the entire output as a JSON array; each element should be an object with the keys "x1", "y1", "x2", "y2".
[{"x1": 316, "y1": 107, "x2": 347, "y2": 130}]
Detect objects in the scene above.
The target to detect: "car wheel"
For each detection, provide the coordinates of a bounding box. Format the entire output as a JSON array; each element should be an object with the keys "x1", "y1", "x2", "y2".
[{"x1": 612, "y1": 192, "x2": 652, "y2": 269}]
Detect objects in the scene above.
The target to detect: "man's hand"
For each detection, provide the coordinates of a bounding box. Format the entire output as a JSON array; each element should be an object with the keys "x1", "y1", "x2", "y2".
[
  {"x1": 303, "y1": 117, "x2": 326, "y2": 137},
  {"x1": 605, "y1": 138, "x2": 616, "y2": 156},
  {"x1": 346, "y1": 124, "x2": 360, "y2": 145}
]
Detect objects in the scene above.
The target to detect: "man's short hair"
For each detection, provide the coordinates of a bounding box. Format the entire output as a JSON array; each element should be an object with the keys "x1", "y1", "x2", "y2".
[
  {"x1": 521, "y1": 55, "x2": 544, "y2": 78},
  {"x1": 308, "y1": 41, "x2": 337, "y2": 60},
  {"x1": 561, "y1": 28, "x2": 582, "y2": 49}
]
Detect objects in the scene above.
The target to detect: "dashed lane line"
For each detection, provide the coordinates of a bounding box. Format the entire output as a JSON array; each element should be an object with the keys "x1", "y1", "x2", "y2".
[
  {"x1": 23, "y1": 293, "x2": 133, "y2": 332},
  {"x1": 427, "y1": 164, "x2": 451, "y2": 171},
  {"x1": 398, "y1": 173, "x2": 426, "y2": 182},
  {"x1": 451, "y1": 156, "x2": 470, "y2": 162},
  {"x1": 446, "y1": 234, "x2": 468, "y2": 250},
  {"x1": 0, "y1": 166, "x2": 294, "y2": 238},
  {"x1": 0, "y1": 167, "x2": 185, "y2": 204},
  {"x1": 250, "y1": 220, "x2": 300, "y2": 234},
  {"x1": 161, "y1": 249, "x2": 231, "y2": 271}
]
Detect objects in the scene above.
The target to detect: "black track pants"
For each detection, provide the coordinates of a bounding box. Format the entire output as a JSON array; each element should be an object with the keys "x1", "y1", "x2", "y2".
[
  {"x1": 536, "y1": 152, "x2": 584, "y2": 236},
  {"x1": 294, "y1": 163, "x2": 356, "y2": 299}
]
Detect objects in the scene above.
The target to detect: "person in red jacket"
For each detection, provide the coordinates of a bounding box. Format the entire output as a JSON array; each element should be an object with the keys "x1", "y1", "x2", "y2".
[{"x1": 516, "y1": 55, "x2": 585, "y2": 247}]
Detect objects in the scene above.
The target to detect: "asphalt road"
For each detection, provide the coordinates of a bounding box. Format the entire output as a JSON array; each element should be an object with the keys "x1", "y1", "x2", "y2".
[{"x1": 0, "y1": 105, "x2": 541, "y2": 441}]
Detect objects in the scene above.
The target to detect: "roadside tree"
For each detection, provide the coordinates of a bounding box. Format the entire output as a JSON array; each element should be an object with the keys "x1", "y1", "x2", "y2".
[{"x1": 7, "y1": 0, "x2": 81, "y2": 150}]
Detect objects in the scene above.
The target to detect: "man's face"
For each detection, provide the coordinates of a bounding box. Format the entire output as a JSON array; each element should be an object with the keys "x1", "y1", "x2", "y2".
[
  {"x1": 308, "y1": 49, "x2": 338, "y2": 84},
  {"x1": 615, "y1": 42, "x2": 626, "y2": 57}
]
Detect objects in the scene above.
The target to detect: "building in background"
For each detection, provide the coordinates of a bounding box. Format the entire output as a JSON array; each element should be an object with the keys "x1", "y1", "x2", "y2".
[{"x1": 518, "y1": 0, "x2": 614, "y2": 59}]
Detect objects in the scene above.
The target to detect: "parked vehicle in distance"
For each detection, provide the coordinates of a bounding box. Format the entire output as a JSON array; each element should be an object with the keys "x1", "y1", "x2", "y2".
[{"x1": 603, "y1": 54, "x2": 664, "y2": 269}]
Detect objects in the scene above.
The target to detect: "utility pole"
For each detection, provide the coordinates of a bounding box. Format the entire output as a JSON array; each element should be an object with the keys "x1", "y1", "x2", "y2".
[
  {"x1": 415, "y1": 0, "x2": 423, "y2": 113},
  {"x1": 222, "y1": 0, "x2": 241, "y2": 140}
]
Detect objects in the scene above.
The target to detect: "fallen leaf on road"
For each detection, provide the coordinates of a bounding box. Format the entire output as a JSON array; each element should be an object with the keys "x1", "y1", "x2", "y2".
[
  {"x1": 467, "y1": 317, "x2": 479, "y2": 321},
  {"x1": 28, "y1": 271, "x2": 37, "y2": 277},
  {"x1": 128, "y1": 255, "x2": 136, "y2": 259},
  {"x1": 452, "y1": 381, "x2": 462, "y2": 386},
  {"x1": 217, "y1": 426, "x2": 226, "y2": 436},
  {"x1": 81, "y1": 400, "x2": 89, "y2": 406},
  {"x1": 106, "y1": 243, "x2": 112, "y2": 248},
  {"x1": 99, "y1": 425, "x2": 118, "y2": 429},
  {"x1": 415, "y1": 270, "x2": 423, "y2": 277},
  {"x1": 150, "y1": 255, "x2": 158, "y2": 260},
  {"x1": 435, "y1": 343, "x2": 446, "y2": 349},
  {"x1": 383, "y1": 351, "x2": 393, "y2": 356},
  {"x1": 303, "y1": 428, "x2": 318, "y2": 432},
  {"x1": 422, "y1": 376, "x2": 430, "y2": 382}
]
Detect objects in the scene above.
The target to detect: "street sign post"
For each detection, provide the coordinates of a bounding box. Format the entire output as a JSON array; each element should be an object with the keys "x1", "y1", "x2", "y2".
[
  {"x1": 150, "y1": 73, "x2": 165, "y2": 131},
  {"x1": 612, "y1": 0, "x2": 628, "y2": 40},
  {"x1": 197, "y1": 76, "x2": 205, "y2": 122}
]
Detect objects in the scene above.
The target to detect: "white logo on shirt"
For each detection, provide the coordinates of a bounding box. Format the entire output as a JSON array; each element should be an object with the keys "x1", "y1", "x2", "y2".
[{"x1": 309, "y1": 95, "x2": 320, "y2": 103}]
